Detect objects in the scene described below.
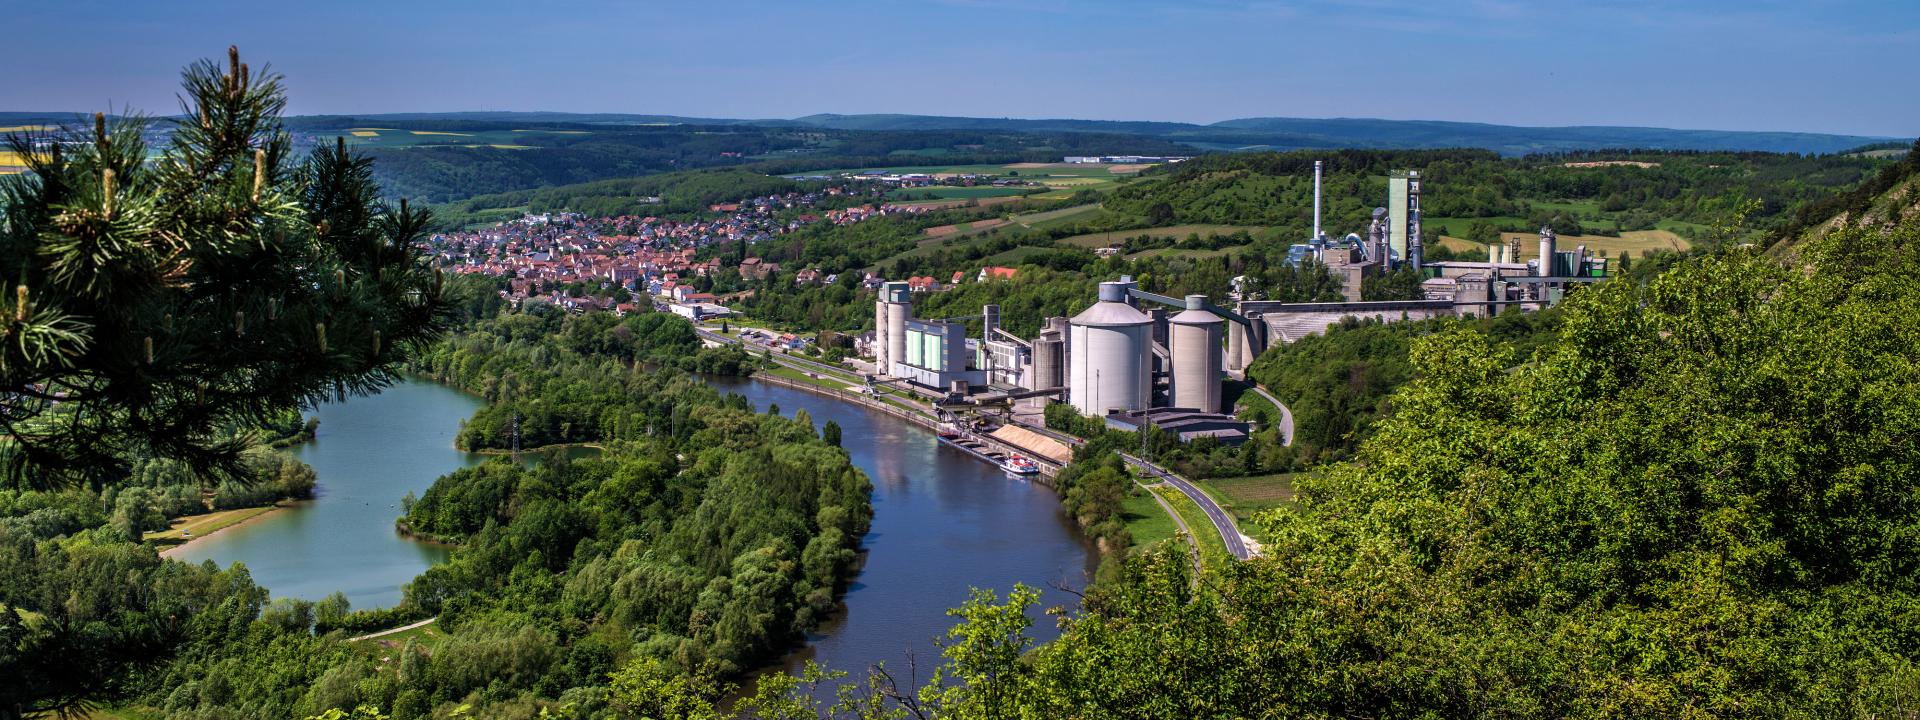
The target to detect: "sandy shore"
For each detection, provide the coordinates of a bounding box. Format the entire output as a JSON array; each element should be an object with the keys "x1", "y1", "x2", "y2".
[{"x1": 155, "y1": 503, "x2": 288, "y2": 558}]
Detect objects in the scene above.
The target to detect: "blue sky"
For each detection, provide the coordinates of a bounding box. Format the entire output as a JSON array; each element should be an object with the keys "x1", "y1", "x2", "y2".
[{"x1": 9, "y1": 0, "x2": 1916, "y2": 136}]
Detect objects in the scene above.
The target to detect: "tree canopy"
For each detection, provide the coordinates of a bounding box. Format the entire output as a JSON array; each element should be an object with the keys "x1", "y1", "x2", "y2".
[{"x1": 0, "y1": 47, "x2": 450, "y2": 488}]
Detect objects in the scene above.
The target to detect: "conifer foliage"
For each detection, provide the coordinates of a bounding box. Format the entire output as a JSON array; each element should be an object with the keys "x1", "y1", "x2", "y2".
[{"x1": 0, "y1": 48, "x2": 450, "y2": 488}]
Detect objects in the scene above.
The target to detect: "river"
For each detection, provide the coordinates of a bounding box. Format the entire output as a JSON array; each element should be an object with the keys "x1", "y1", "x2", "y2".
[
  {"x1": 706, "y1": 376, "x2": 1098, "y2": 686},
  {"x1": 171, "y1": 373, "x2": 1096, "y2": 686}
]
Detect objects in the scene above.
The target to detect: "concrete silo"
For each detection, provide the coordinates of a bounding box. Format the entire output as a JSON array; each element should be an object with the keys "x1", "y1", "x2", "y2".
[
  {"x1": 1033, "y1": 326, "x2": 1065, "y2": 391},
  {"x1": 874, "y1": 296, "x2": 890, "y2": 370},
  {"x1": 881, "y1": 281, "x2": 911, "y2": 376},
  {"x1": 1069, "y1": 282, "x2": 1152, "y2": 416},
  {"x1": 1167, "y1": 295, "x2": 1224, "y2": 413}
]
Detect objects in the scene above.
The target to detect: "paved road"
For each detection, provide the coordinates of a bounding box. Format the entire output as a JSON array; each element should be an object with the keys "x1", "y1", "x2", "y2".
[
  {"x1": 1017, "y1": 422, "x2": 1253, "y2": 561},
  {"x1": 1247, "y1": 384, "x2": 1296, "y2": 447},
  {"x1": 698, "y1": 328, "x2": 860, "y2": 380},
  {"x1": 1120, "y1": 453, "x2": 1252, "y2": 560}
]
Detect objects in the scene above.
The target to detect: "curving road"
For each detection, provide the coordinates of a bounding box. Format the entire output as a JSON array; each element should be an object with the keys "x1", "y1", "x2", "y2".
[
  {"x1": 1018, "y1": 422, "x2": 1253, "y2": 561},
  {"x1": 1119, "y1": 452, "x2": 1251, "y2": 560},
  {"x1": 1247, "y1": 384, "x2": 1296, "y2": 447}
]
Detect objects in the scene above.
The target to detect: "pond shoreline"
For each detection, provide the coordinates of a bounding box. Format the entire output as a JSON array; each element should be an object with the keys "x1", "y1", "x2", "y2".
[{"x1": 155, "y1": 503, "x2": 291, "y2": 558}]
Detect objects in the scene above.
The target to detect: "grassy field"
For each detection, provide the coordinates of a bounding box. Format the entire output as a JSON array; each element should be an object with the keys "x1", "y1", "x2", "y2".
[
  {"x1": 356, "y1": 619, "x2": 448, "y2": 654},
  {"x1": 1122, "y1": 488, "x2": 1178, "y2": 547},
  {"x1": 1060, "y1": 224, "x2": 1277, "y2": 249},
  {"x1": 887, "y1": 186, "x2": 1038, "y2": 201},
  {"x1": 919, "y1": 201, "x2": 1107, "y2": 241},
  {"x1": 1151, "y1": 484, "x2": 1232, "y2": 566},
  {"x1": 144, "y1": 504, "x2": 283, "y2": 548},
  {"x1": 1013, "y1": 202, "x2": 1110, "y2": 230},
  {"x1": 1195, "y1": 473, "x2": 1296, "y2": 544},
  {"x1": 1421, "y1": 216, "x2": 1527, "y2": 238},
  {"x1": 980, "y1": 245, "x2": 1057, "y2": 266}
]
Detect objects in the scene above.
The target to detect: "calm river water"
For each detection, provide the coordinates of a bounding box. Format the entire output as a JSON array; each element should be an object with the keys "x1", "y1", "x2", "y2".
[
  {"x1": 171, "y1": 373, "x2": 1096, "y2": 684},
  {"x1": 706, "y1": 376, "x2": 1098, "y2": 685}
]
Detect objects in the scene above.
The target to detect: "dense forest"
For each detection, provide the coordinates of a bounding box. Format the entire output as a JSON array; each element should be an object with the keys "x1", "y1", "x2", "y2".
[
  {"x1": 2, "y1": 306, "x2": 873, "y2": 719},
  {"x1": 1247, "y1": 308, "x2": 1563, "y2": 463},
  {"x1": 410, "y1": 307, "x2": 758, "y2": 450},
  {"x1": 284, "y1": 117, "x2": 1193, "y2": 204},
  {"x1": 1103, "y1": 148, "x2": 1890, "y2": 241}
]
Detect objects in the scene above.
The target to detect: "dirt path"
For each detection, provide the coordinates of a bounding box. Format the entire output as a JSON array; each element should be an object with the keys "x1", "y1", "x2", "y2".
[{"x1": 349, "y1": 616, "x2": 437, "y2": 642}]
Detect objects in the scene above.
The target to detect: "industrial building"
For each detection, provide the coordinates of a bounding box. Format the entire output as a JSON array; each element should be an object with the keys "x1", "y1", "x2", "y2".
[
  {"x1": 871, "y1": 277, "x2": 1250, "y2": 441},
  {"x1": 864, "y1": 163, "x2": 1605, "y2": 443}
]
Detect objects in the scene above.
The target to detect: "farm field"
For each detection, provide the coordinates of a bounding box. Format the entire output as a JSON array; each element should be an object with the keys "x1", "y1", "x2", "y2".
[
  {"x1": 1060, "y1": 224, "x2": 1278, "y2": 249},
  {"x1": 979, "y1": 245, "x2": 1058, "y2": 266},
  {"x1": 919, "y1": 201, "x2": 1110, "y2": 239},
  {"x1": 800, "y1": 161, "x2": 1152, "y2": 199},
  {"x1": 886, "y1": 185, "x2": 1037, "y2": 201},
  {"x1": 1195, "y1": 472, "x2": 1296, "y2": 543},
  {"x1": 1438, "y1": 229, "x2": 1692, "y2": 260},
  {"x1": 337, "y1": 126, "x2": 590, "y2": 149}
]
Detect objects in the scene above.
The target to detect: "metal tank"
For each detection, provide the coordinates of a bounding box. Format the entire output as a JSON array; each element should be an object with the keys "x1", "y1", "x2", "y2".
[
  {"x1": 1068, "y1": 281, "x2": 1152, "y2": 416},
  {"x1": 1167, "y1": 295, "x2": 1224, "y2": 413}
]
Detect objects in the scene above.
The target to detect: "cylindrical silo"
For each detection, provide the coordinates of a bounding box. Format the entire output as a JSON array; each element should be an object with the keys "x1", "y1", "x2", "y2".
[
  {"x1": 882, "y1": 282, "x2": 910, "y2": 375},
  {"x1": 1033, "y1": 330, "x2": 1064, "y2": 391},
  {"x1": 1168, "y1": 295, "x2": 1224, "y2": 413},
  {"x1": 873, "y1": 298, "x2": 890, "y2": 370},
  {"x1": 1068, "y1": 282, "x2": 1152, "y2": 416},
  {"x1": 1538, "y1": 227, "x2": 1557, "y2": 277},
  {"x1": 1226, "y1": 321, "x2": 1245, "y2": 373}
]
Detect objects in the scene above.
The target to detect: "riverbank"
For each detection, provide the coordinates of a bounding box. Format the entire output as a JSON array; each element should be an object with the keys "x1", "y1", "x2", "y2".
[
  {"x1": 151, "y1": 503, "x2": 289, "y2": 557},
  {"x1": 749, "y1": 370, "x2": 1066, "y2": 489},
  {"x1": 465, "y1": 442, "x2": 607, "y2": 456}
]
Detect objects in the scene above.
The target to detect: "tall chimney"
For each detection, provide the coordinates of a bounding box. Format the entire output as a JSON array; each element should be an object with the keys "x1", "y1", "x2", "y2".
[{"x1": 1312, "y1": 160, "x2": 1323, "y2": 243}]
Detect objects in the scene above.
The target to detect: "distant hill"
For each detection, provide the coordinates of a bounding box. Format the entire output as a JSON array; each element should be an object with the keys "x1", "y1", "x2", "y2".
[
  {"x1": 11, "y1": 109, "x2": 1904, "y2": 157},
  {"x1": 1206, "y1": 117, "x2": 1897, "y2": 155},
  {"x1": 1771, "y1": 138, "x2": 1920, "y2": 255},
  {"x1": 264, "y1": 112, "x2": 1905, "y2": 156}
]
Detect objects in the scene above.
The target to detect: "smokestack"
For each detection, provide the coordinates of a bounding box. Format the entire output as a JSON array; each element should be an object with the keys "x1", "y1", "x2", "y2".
[{"x1": 1312, "y1": 160, "x2": 1323, "y2": 243}]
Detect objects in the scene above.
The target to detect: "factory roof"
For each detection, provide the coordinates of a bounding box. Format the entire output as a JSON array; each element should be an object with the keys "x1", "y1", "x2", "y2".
[
  {"x1": 1103, "y1": 407, "x2": 1251, "y2": 445},
  {"x1": 1070, "y1": 300, "x2": 1151, "y2": 327}
]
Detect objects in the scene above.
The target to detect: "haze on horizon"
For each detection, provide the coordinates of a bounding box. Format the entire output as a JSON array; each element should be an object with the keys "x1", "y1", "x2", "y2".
[{"x1": 10, "y1": 0, "x2": 1917, "y2": 138}]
